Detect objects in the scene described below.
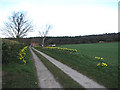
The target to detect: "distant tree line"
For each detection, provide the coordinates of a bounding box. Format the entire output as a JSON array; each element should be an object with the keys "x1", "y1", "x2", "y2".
[{"x1": 6, "y1": 32, "x2": 119, "y2": 46}]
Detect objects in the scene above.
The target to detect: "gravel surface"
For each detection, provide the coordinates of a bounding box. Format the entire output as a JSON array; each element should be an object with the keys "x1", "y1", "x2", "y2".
[{"x1": 30, "y1": 47, "x2": 62, "y2": 88}]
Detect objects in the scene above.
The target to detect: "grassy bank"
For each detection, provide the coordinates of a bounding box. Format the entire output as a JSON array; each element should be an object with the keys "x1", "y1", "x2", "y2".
[
  {"x1": 32, "y1": 48, "x2": 84, "y2": 88},
  {"x1": 2, "y1": 39, "x2": 38, "y2": 88},
  {"x1": 34, "y1": 44, "x2": 118, "y2": 88}
]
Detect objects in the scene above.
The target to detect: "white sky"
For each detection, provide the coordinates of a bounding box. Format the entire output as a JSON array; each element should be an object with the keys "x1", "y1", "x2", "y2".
[{"x1": 0, "y1": 0, "x2": 119, "y2": 38}]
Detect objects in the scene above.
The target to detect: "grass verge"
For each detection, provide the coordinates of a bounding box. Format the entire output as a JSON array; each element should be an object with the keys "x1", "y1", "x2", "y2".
[
  {"x1": 32, "y1": 48, "x2": 84, "y2": 88},
  {"x1": 34, "y1": 47, "x2": 118, "y2": 88},
  {"x1": 2, "y1": 47, "x2": 38, "y2": 88}
]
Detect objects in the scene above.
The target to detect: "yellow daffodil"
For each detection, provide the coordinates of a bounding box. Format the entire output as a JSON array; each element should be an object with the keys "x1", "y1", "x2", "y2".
[
  {"x1": 23, "y1": 59, "x2": 26, "y2": 64},
  {"x1": 18, "y1": 46, "x2": 28, "y2": 64},
  {"x1": 102, "y1": 63, "x2": 107, "y2": 66},
  {"x1": 97, "y1": 63, "x2": 100, "y2": 66},
  {"x1": 45, "y1": 47, "x2": 77, "y2": 53},
  {"x1": 95, "y1": 56, "x2": 108, "y2": 67}
]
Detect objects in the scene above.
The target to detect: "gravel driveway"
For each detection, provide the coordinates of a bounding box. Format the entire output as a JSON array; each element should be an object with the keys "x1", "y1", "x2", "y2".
[
  {"x1": 32, "y1": 47, "x2": 108, "y2": 89},
  {"x1": 30, "y1": 47, "x2": 62, "y2": 88}
]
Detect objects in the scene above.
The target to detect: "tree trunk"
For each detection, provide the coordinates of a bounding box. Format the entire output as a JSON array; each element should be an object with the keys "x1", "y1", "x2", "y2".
[{"x1": 42, "y1": 38, "x2": 45, "y2": 47}]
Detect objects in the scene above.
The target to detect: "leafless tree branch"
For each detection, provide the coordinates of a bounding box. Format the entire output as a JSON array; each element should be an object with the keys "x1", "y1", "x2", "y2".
[
  {"x1": 1, "y1": 11, "x2": 33, "y2": 38},
  {"x1": 39, "y1": 24, "x2": 53, "y2": 47}
]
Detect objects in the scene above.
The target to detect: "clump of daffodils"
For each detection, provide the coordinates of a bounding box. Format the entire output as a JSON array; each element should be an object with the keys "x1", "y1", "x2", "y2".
[
  {"x1": 97, "y1": 62, "x2": 108, "y2": 67},
  {"x1": 95, "y1": 57, "x2": 108, "y2": 67},
  {"x1": 17, "y1": 46, "x2": 28, "y2": 65},
  {"x1": 45, "y1": 47, "x2": 77, "y2": 53}
]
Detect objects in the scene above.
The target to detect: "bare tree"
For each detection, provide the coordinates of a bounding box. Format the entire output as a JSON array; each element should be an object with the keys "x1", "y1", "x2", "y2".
[
  {"x1": 1, "y1": 11, "x2": 33, "y2": 38},
  {"x1": 39, "y1": 24, "x2": 52, "y2": 47}
]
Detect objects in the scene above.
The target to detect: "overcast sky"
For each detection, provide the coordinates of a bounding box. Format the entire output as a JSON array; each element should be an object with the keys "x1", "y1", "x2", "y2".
[{"x1": 0, "y1": 0, "x2": 119, "y2": 37}]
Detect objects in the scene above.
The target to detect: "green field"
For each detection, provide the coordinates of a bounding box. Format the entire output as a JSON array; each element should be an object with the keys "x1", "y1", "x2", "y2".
[
  {"x1": 60, "y1": 42, "x2": 118, "y2": 67},
  {"x1": 34, "y1": 42, "x2": 118, "y2": 88}
]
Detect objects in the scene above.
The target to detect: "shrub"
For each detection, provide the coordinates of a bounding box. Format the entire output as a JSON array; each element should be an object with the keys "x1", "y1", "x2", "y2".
[{"x1": 2, "y1": 39, "x2": 25, "y2": 64}]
